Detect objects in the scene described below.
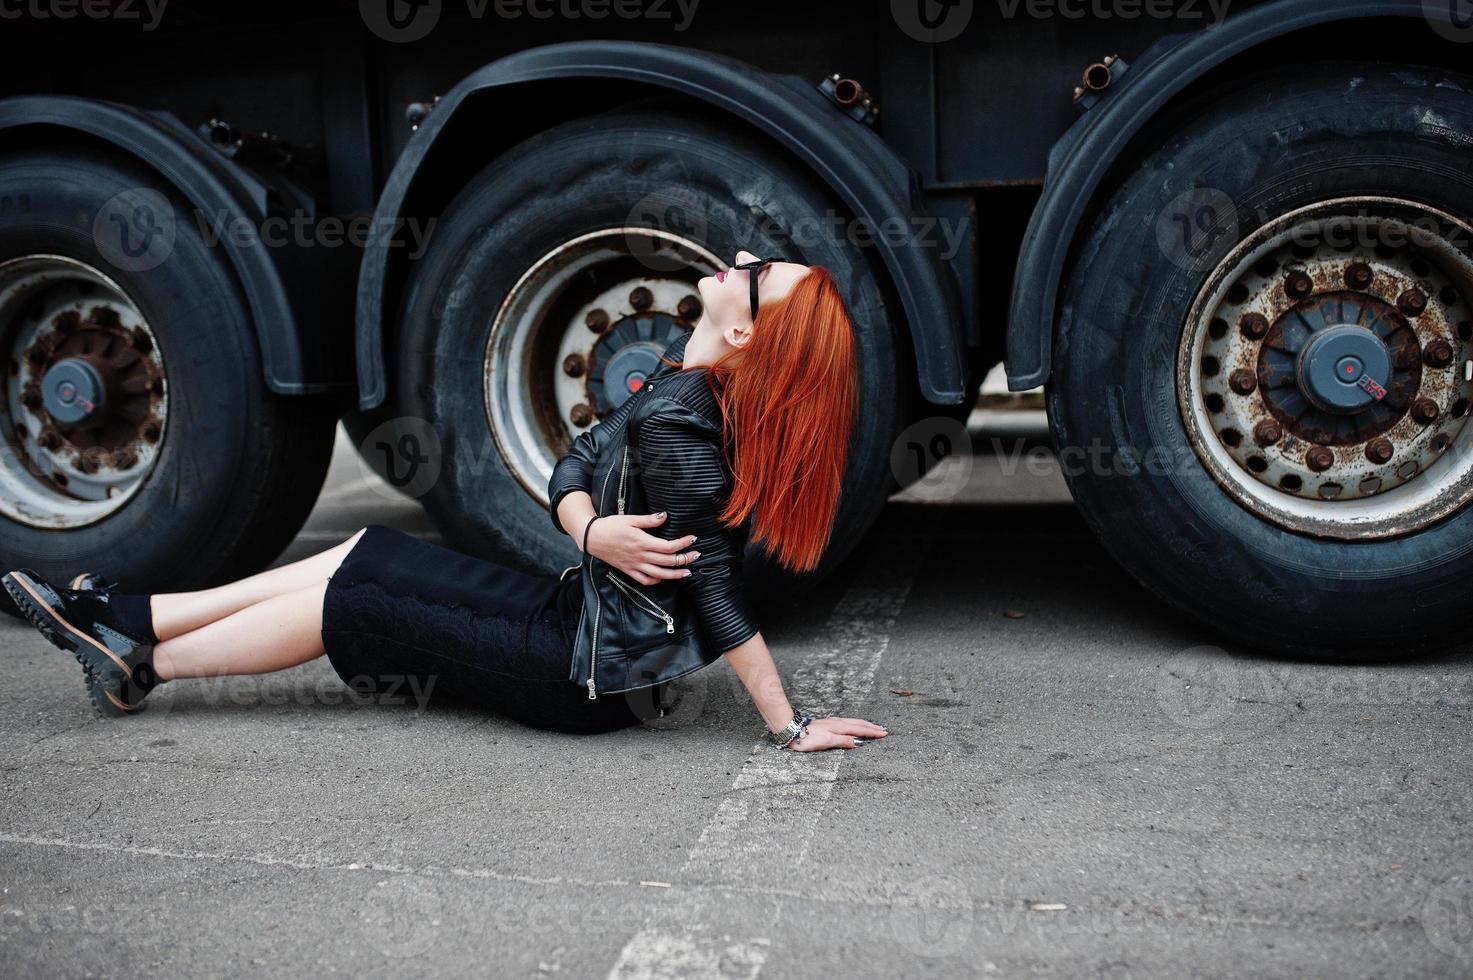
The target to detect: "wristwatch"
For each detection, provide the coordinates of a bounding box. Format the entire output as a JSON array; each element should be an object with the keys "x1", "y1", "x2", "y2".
[{"x1": 767, "y1": 714, "x2": 811, "y2": 748}]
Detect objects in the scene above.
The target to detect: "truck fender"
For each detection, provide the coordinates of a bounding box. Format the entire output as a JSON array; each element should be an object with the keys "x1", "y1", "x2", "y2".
[
  {"x1": 354, "y1": 40, "x2": 968, "y2": 411},
  {"x1": 1005, "y1": 0, "x2": 1457, "y2": 392},
  {"x1": 0, "y1": 95, "x2": 354, "y2": 395}
]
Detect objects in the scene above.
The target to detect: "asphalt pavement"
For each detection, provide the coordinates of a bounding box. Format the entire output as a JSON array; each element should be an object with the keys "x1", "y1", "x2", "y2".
[{"x1": 2, "y1": 415, "x2": 1471, "y2": 979}]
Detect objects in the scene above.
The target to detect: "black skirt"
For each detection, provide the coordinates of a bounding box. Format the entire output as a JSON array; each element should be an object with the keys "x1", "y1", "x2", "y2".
[{"x1": 320, "y1": 524, "x2": 656, "y2": 733}]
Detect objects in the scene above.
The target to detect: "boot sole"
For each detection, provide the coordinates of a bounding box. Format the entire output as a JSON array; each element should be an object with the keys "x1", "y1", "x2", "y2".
[{"x1": 2, "y1": 571, "x2": 137, "y2": 714}]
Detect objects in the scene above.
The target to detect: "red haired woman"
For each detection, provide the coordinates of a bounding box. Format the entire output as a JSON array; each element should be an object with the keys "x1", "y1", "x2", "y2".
[{"x1": 4, "y1": 250, "x2": 888, "y2": 752}]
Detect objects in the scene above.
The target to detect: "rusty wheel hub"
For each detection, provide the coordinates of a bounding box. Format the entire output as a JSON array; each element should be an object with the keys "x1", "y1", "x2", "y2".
[
  {"x1": 0, "y1": 256, "x2": 167, "y2": 528},
  {"x1": 483, "y1": 229, "x2": 721, "y2": 504},
  {"x1": 1179, "y1": 198, "x2": 1473, "y2": 538}
]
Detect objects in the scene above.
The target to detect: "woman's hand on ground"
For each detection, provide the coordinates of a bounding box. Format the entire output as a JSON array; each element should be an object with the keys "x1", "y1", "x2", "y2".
[
  {"x1": 788, "y1": 717, "x2": 889, "y2": 752},
  {"x1": 585, "y1": 512, "x2": 699, "y2": 585}
]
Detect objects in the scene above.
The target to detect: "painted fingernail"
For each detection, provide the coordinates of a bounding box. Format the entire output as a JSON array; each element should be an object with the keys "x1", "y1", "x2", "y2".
[{"x1": 683, "y1": 570, "x2": 692, "y2": 577}]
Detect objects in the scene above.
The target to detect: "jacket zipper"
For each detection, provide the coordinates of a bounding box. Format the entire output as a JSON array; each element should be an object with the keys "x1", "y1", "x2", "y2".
[
  {"x1": 587, "y1": 380, "x2": 656, "y2": 700},
  {"x1": 608, "y1": 570, "x2": 676, "y2": 633}
]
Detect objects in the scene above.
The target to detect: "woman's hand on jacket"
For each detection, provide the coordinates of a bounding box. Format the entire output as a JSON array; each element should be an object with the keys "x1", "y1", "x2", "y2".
[
  {"x1": 788, "y1": 717, "x2": 889, "y2": 752},
  {"x1": 586, "y1": 511, "x2": 700, "y2": 585}
]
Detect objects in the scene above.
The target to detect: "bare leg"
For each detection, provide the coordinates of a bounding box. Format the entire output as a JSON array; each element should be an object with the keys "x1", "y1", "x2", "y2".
[
  {"x1": 152, "y1": 581, "x2": 328, "y2": 681},
  {"x1": 149, "y1": 527, "x2": 367, "y2": 641}
]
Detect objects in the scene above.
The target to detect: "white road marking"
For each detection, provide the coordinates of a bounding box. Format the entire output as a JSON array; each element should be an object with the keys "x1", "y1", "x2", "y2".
[
  {"x1": 292, "y1": 528, "x2": 439, "y2": 544},
  {"x1": 606, "y1": 536, "x2": 925, "y2": 980}
]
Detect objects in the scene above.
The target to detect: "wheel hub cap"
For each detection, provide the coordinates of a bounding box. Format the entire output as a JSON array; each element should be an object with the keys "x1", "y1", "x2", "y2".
[
  {"x1": 42, "y1": 358, "x2": 107, "y2": 424},
  {"x1": 590, "y1": 312, "x2": 685, "y2": 412}
]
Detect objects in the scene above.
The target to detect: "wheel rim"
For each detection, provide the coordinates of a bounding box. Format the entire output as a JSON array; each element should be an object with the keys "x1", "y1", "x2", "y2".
[
  {"x1": 1178, "y1": 197, "x2": 1473, "y2": 539},
  {"x1": 0, "y1": 255, "x2": 167, "y2": 528},
  {"x1": 484, "y1": 229, "x2": 721, "y2": 504}
]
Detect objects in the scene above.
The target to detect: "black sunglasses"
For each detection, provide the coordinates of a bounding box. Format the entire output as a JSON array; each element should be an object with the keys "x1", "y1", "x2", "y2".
[{"x1": 733, "y1": 257, "x2": 776, "y2": 321}]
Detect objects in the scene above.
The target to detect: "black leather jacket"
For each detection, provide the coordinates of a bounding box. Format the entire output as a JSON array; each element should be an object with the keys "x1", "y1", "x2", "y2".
[{"x1": 547, "y1": 333, "x2": 759, "y2": 699}]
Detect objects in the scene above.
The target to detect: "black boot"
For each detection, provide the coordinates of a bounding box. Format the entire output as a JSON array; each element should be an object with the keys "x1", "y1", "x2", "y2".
[
  {"x1": 68, "y1": 571, "x2": 116, "y2": 592},
  {"x1": 3, "y1": 569, "x2": 164, "y2": 717}
]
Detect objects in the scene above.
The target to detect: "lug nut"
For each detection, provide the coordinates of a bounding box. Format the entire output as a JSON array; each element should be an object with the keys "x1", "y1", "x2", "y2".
[
  {"x1": 1229, "y1": 369, "x2": 1258, "y2": 396},
  {"x1": 562, "y1": 353, "x2": 586, "y2": 378},
  {"x1": 1284, "y1": 271, "x2": 1314, "y2": 301},
  {"x1": 1344, "y1": 262, "x2": 1373, "y2": 290},
  {"x1": 677, "y1": 294, "x2": 702, "y2": 321},
  {"x1": 1398, "y1": 289, "x2": 1428, "y2": 318},
  {"x1": 1366, "y1": 437, "x2": 1395, "y2": 465},
  {"x1": 1411, "y1": 397, "x2": 1441, "y2": 425},
  {"x1": 569, "y1": 403, "x2": 594, "y2": 427},
  {"x1": 1239, "y1": 312, "x2": 1270, "y2": 341},
  {"x1": 629, "y1": 287, "x2": 653, "y2": 311},
  {"x1": 37, "y1": 428, "x2": 61, "y2": 451},
  {"x1": 1253, "y1": 419, "x2": 1283, "y2": 446},
  {"x1": 585, "y1": 308, "x2": 610, "y2": 333},
  {"x1": 1423, "y1": 339, "x2": 1455, "y2": 368},
  {"x1": 1306, "y1": 446, "x2": 1335, "y2": 473}
]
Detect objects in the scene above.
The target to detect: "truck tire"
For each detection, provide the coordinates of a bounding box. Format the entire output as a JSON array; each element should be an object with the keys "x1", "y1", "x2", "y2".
[
  {"x1": 1051, "y1": 64, "x2": 1473, "y2": 659},
  {"x1": 394, "y1": 107, "x2": 908, "y2": 597},
  {"x1": 0, "y1": 146, "x2": 335, "y2": 596}
]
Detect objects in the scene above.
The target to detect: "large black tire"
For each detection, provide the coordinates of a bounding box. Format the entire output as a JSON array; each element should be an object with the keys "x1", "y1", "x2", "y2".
[
  {"x1": 395, "y1": 108, "x2": 909, "y2": 599},
  {"x1": 1051, "y1": 64, "x2": 1473, "y2": 660},
  {"x1": 0, "y1": 146, "x2": 335, "y2": 594}
]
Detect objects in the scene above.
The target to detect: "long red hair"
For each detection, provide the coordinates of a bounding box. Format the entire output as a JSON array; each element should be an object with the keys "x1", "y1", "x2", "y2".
[{"x1": 672, "y1": 266, "x2": 858, "y2": 573}]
